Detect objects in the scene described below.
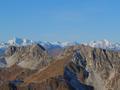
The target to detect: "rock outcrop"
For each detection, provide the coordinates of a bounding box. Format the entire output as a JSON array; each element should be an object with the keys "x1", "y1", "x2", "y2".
[
  {"x1": 0, "y1": 45, "x2": 120, "y2": 90},
  {"x1": 63, "y1": 45, "x2": 120, "y2": 90},
  {"x1": 0, "y1": 44, "x2": 54, "y2": 90},
  {"x1": 4, "y1": 44, "x2": 50, "y2": 70}
]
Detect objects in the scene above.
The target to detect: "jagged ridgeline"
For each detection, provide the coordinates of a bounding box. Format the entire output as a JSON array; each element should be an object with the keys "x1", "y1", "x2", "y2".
[
  {"x1": 4, "y1": 44, "x2": 52, "y2": 69},
  {"x1": 0, "y1": 44, "x2": 120, "y2": 90}
]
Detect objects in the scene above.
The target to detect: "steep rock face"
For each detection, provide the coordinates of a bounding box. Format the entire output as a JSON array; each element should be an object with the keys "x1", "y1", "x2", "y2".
[
  {"x1": 4, "y1": 44, "x2": 50, "y2": 69},
  {"x1": 9, "y1": 50, "x2": 93, "y2": 90},
  {"x1": 0, "y1": 44, "x2": 53, "y2": 90},
  {"x1": 63, "y1": 50, "x2": 94, "y2": 90},
  {"x1": 12, "y1": 45, "x2": 120, "y2": 90},
  {"x1": 0, "y1": 45, "x2": 120, "y2": 90},
  {"x1": 63, "y1": 45, "x2": 120, "y2": 90},
  {"x1": 5, "y1": 46, "x2": 17, "y2": 56}
]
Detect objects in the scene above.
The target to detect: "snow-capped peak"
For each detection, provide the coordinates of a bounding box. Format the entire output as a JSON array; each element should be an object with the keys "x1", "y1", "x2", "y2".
[
  {"x1": 38, "y1": 41, "x2": 79, "y2": 48},
  {"x1": 60, "y1": 41, "x2": 79, "y2": 47},
  {"x1": 86, "y1": 39, "x2": 112, "y2": 48},
  {"x1": 8, "y1": 37, "x2": 34, "y2": 46},
  {"x1": 5, "y1": 38, "x2": 120, "y2": 51},
  {"x1": 51, "y1": 41, "x2": 61, "y2": 46},
  {"x1": 84, "y1": 39, "x2": 120, "y2": 51},
  {"x1": 0, "y1": 38, "x2": 120, "y2": 55}
]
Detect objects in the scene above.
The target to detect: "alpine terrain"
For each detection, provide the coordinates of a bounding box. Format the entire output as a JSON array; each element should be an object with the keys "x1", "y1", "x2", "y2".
[{"x1": 0, "y1": 38, "x2": 120, "y2": 90}]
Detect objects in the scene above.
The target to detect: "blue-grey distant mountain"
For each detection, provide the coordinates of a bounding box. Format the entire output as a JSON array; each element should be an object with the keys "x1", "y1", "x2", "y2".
[
  {"x1": 84, "y1": 39, "x2": 120, "y2": 51},
  {"x1": 0, "y1": 38, "x2": 120, "y2": 57}
]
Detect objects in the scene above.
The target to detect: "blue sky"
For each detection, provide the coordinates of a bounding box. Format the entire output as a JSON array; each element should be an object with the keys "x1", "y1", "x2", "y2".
[{"x1": 0, "y1": 0, "x2": 120, "y2": 42}]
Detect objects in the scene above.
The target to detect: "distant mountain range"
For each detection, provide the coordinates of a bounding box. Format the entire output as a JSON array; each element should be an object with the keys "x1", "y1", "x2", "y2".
[
  {"x1": 84, "y1": 39, "x2": 120, "y2": 51},
  {"x1": 0, "y1": 38, "x2": 120, "y2": 54},
  {"x1": 0, "y1": 38, "x2": 120, "y2": 90}
]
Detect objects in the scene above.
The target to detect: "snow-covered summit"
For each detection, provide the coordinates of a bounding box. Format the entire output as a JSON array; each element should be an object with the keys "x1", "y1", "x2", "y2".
[
  {"x1": 8, "y1": 37, "x2": 34, "y2": 46},
  {"x1": 60, "y1": 41, "x2": 79, "y2": 47},
  {"x1": 0, "y1": 37, "x2": 79, "y2": 49},
  {"x1": 0, "y1": 38, "x2": 120, "y2": 53},
  {"x1": 38, "y1": 41, "x2": 79, "y2": 48},
  {"x1": 84, "y1": 39, "x2": 112, "y2": 48},
  {"x1": 84, "y1": 39, "x2": 120, "y2": 51}
]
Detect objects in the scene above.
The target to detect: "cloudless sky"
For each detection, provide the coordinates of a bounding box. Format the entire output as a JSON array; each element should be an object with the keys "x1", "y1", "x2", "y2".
[{"x1": 0, "y1": 0, "x2": 120, "y2": 42}]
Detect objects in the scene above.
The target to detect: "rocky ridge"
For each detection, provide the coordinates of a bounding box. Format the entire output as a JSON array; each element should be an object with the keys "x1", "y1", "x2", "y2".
[{"x1": 0, "y1": 44, "x2": 120, "y2": 90}]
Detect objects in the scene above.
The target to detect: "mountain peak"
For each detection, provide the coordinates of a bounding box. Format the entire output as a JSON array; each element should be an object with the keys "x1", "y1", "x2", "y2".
[
  {"x1": 8, "y1": 37, "x2": 34, "y2": 46},
  {"x1": 84, "y1": 39, "x2": 120, "y2": 51}
]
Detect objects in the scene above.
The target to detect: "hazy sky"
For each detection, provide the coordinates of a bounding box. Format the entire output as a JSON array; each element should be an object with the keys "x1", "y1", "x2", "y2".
[{"x1": 0, "y1": 0, "x2": 120, "y2": 42}]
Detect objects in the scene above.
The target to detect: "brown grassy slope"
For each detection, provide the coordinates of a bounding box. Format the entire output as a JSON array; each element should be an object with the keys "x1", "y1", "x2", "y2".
[
  {"x1": 0, "y1": 65, "x2": 23, "y2": 81},
  {"x1": 24, "y1": 45, "x2": 120, "y2": 90},
  {"x1": 24, "y1": 55, "x2": 72, "y2": 84},
  {"x1": 0, "y1": 64, "x2": 37, "y2": 85}
]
